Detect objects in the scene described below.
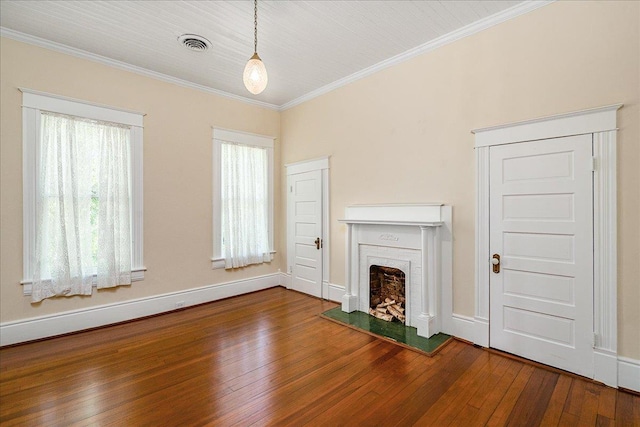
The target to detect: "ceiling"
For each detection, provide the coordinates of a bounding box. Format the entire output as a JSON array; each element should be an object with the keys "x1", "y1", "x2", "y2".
[{"x1": 0, "y1": 1, "x2": 545, "y2": 110}]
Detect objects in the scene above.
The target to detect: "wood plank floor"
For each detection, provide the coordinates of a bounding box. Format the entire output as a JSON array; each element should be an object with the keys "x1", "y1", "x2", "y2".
[{"x1": 1, "y1": 287, "x2": 638, "y2": 426}]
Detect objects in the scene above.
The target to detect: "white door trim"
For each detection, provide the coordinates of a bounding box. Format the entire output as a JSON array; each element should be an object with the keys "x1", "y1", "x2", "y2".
[
  {"x1": 472, "y1": 104, "x2": 621, "y2": 387},
  {"x1": 286, "y1": 156, "x2": 330, "y2": 298},
  {"x1": 472, "y1": 104, "x2": 622, "y2": 147}
]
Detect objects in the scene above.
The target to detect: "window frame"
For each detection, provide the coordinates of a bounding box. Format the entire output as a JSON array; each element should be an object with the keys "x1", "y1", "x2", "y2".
[
  {"x1": 21, "y1": 88, "x2": 145, "y2": 295},
  {"x1": 212, "y1": 128, "x2": 275, "y2": 269}
]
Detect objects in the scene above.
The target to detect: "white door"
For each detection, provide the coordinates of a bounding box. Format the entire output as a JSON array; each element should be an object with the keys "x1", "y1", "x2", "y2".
[
  {"x1": 489, "y1": 134, "x2": 594, "y2": 377},
  {"x1": 289, "y1": 170, "x2": 323, "y2": 297}
]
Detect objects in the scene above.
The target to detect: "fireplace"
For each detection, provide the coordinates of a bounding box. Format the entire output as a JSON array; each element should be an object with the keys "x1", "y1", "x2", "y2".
[
  {"x1": 369, "y1": 265, "x2": 406, "y2": 323},
  {"x1": 339, "y1": 204, "x2": 452, "y2": 338}
]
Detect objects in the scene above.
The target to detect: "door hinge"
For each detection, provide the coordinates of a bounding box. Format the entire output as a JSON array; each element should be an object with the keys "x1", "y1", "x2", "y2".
[
  {"x1": 592, "y1": 332, "x2": 598, "y2": 348},
  {"x1": 289, "y1": 266, "x2": 292, "y2": 274},
  {"x1": 591, "y1": 156, "x2": 598, "y2": 172},
  {"x1": 290, "y1": 185, "x2": 293, "y2": 193}
]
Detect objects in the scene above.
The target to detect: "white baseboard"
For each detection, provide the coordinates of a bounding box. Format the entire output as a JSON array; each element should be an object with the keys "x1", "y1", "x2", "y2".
[
  {"x1": 594, "y1": 349, "x2": 618, "y2": 388},
  {"x1": 280, "y1": 271, "x2": 292, "y2": 289},
  {"x1": 290, "y1": 276, "x2": 639, "y2": 393},
  {"x1": 279, "y1": 274, "x2": 342, "y2": 303},
  {"x1": 0, "y1": 272, "x2": 282, "y2": 346},
  {"x1": 449, "y1": 313, "x2": 475, "y2": 343},
  {"x1": 324, "y1": 282, "x2": 344, "y2": 303},
  {"x1": 473, "y1": 317, "x2": 489, "y2": 347},
  {"x1": 618, "y1": 356, "x2": 640, "y2": 392},
  {"x1": 6, "y1": 271, "x2": 637, "y2": 393}
]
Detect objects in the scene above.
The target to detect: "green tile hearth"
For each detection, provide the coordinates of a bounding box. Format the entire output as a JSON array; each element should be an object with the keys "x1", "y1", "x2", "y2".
[{"x1": 321, "y1": 307, "x2": 451, "y2": 355}]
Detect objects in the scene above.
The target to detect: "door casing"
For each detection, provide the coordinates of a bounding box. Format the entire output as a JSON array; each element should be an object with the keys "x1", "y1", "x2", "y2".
[{"x1": 472, "y1": 104, "x2": 621, "y2": 387}]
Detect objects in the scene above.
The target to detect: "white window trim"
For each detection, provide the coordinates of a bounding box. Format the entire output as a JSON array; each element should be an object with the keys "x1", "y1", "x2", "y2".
[
  {"x1": 212, "y1": 127, "x2": 275, "y2": 269},
  {"x1": 21, "y1": 88, "x2": 145, "y2": 294}
]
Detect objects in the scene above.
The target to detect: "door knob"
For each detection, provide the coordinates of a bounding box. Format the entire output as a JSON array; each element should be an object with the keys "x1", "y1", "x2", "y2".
[
  {"x1": 315, "y1": 237, "x2": 321, "y2": 250},
  {"x1": 492, "y1": 254, "x2": 501, "y2": 274}
]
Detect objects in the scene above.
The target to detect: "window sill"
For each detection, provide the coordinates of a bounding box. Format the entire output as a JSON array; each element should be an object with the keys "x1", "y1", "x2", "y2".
[
  {"x1": 211, "y1": 252, "x2": 276, "y2": 270},
  {"x1": 21, "y1": 268, "x2": 146, "y2": 296}
]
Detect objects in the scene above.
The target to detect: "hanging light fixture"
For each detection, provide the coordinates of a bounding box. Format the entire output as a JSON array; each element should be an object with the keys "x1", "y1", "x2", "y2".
[{"x1": 243, "y1": 0, "x2": 268, "y2": 95}]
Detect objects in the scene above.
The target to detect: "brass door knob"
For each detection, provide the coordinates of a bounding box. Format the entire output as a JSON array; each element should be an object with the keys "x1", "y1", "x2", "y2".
[{"x1": 492, "y1": 254, "x2": 501, "y2": 273}]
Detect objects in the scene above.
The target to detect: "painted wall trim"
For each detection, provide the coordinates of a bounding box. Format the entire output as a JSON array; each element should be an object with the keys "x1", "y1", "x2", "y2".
[
  {"x1": 286, "y1": 157, "x2": 330, "y2": 297},
  {"x1": 450, "y1": 314, "x2": 475, "y2": 344},
  {"x1": 285, "y1": 156, "x2": 330, "y2": 176},
  {"x1": 472, "y1": 104, "x2": 622, "y2": 147},
  {"x1": 21, "y1": 90, "x2": 145, "y2": 294},
  {"x1": 278, "y1": 274, "x2": 342, "y2": 304},
  {"x1": 20, "y1": 87, "x2": 146, "y2": 121},
  {"x1": 474, "y1": 146, "x2": 490, "y2": 348},
  {"x1": 473, "y1": 104, "x2": 621, "y2": 387},
  {"x1": 212, "y1": 129, "x2": 276, "y2": 266},
  {"x1": 279, "y1": 1, "x2": 554, "y2": 111},
  {"x1": 0, "y1": 27, "x2": 279, "y2": 111},
  {"x1": 593, "y1": 131, "x2": 618, "y2": 353},
  {"x1": 1, "y1": 273, "x2": 283, "y2": 346},
  {"x1": 618, "y1": 357, "x2": 640, "y2": 393},
  {"x1": 324, "y1": 282, "x2": 345, "y2": 303},
  {"x1": 594, "y1": 349, "x2": 619, "y2": 388},
  {"x1": 22, "y1": 269, "x2": 146, "y2": 295},
  {"x1": 280, "y1": 272, "x2": 292, "y2": 289}
]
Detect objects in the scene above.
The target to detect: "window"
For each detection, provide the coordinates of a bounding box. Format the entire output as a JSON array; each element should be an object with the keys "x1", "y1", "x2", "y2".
[
  {"x1": 212, "y1": 128, "x2": 274, "y2": 269},
  {"x1": 22, "y1": 89, "x2": 144, "y2": 301}
]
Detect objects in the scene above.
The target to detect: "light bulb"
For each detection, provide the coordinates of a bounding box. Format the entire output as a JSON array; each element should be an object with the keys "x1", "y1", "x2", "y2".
[{"x1": 243, "y1": 53, "x2": 268, "y2": 95}]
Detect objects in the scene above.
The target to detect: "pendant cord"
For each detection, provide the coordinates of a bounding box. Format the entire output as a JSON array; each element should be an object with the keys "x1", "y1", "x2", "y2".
[{"x1": 254, "y1": 0, "x2": 258, "y2": 54}]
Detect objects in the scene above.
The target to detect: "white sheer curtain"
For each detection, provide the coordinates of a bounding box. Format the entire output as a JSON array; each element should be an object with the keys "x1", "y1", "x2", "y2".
[
  {"x1": 32, "y1": 112, "x2": 131, "y2": 303},
  {"x1": 97, "y1": 124, "x2": 132, "y2": 288},
  {"x1": 221, "y1": 142, "x2": 270, "y2": 269}
]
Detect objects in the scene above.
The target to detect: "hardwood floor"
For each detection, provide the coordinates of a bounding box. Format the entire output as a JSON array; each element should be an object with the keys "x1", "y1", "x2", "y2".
[{"x1": 1, "y1": 287, "x2": 638, "y2": 426}]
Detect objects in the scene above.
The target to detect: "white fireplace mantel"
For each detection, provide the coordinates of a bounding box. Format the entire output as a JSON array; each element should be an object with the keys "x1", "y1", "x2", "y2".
[
  {"x1": 340, "y1": 203, "x2": 444, "y2": 226},
  {"x1": 338, "y1": 204, "x2": 452, "y2": 338}
]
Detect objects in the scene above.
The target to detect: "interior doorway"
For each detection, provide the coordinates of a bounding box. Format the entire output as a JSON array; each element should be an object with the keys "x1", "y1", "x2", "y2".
[{"x1": 286, "y1": 157, "x2": 329, "y2": 298}]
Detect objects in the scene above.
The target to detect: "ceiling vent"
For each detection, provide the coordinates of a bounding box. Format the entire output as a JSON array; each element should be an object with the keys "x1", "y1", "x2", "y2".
[{"x1": 178, "y1": 34, "x2": 211, "y2": 52}]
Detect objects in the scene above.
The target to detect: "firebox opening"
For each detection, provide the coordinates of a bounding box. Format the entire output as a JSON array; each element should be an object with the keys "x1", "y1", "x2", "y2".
[{"x1": 369, "y1": 265, "x2": 406, "y2": 323}]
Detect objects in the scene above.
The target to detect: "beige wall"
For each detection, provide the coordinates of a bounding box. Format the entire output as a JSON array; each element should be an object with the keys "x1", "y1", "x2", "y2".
[
  {"x1": 280, "y1": 1, "x2": 639, "y2": 358},
  {"x1": 1, "y1": 1, "x2": 638, "y2": 360},
  {"x1": 0, "y1": 38, "x2": 281, "y2": 321}
]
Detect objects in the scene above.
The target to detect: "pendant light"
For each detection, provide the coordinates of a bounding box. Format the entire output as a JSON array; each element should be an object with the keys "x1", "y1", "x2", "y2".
[{"x1": 243, "y1": 0, "x2": 268, "y2": 95}]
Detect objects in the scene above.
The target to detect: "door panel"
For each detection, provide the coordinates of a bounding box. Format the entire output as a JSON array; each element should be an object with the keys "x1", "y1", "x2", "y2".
[
  {"x1": 489, "y1": 134, "x2": 593, "y2": 377},
  {"x1": 503, "y1": 232, "x2": 574, "y2": 262},
  {"x1": 502, "y1": 270, "x2": 574, "y2": 304},
  {"x1": 502, "y1": 193, "x2": 574, "y2": 220},
  {"x1": 290, "y1": 170, "x2": 322, "y2": 297}
]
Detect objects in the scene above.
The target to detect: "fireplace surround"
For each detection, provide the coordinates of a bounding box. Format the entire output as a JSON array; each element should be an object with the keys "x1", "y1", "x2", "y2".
[{"x1": 339, "y1": 204, "x2": 452, "y2": 338}]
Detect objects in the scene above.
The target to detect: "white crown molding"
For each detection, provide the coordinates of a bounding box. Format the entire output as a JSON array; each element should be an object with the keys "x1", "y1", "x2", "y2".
[
  {"x1": 2, "y1": 2, "x2": 552, "y2": 113},
  {"x1": 279, "y1": 0, "x2": 555, "y2": 111},
  {"x1": 0, "y1": 27, "x2": 280, "y2": 112}
]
